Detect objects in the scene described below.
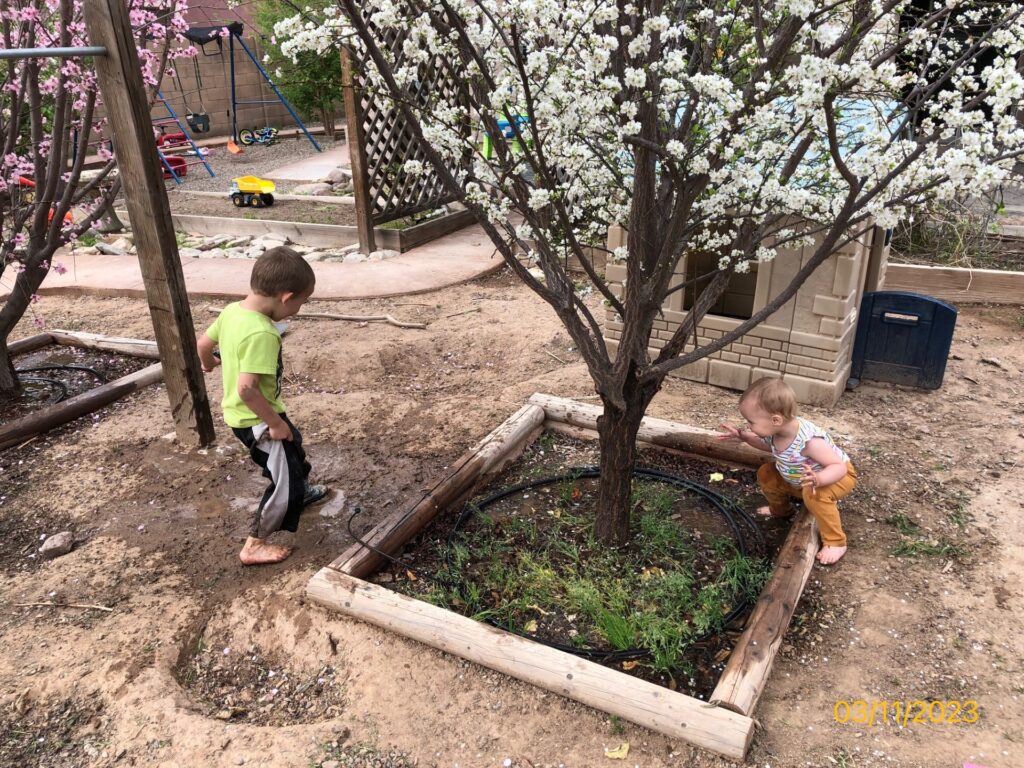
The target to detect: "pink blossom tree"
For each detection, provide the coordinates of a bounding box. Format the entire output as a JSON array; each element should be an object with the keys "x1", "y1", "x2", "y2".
[{"x1": 0, "y1": 0, "x2": 193, "y2": 398}]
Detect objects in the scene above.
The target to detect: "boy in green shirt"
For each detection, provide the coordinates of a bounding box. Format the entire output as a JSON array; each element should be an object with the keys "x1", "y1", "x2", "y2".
[{"x1": 197, "y1": 247, "x2": 327, "y2": 565}]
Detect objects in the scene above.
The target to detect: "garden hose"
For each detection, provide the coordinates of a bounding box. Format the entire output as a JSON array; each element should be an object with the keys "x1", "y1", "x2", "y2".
[
  {"x1": 347, "y1": 466, "x2": 766, "y2": 665},
  {"x1": 14, "y1": 364, "x2": 107, "y2": 405}
]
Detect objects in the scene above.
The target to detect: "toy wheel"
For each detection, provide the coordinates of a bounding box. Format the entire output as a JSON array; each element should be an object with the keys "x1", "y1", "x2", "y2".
[
  {"x1": 238, "y1": 128, "x2": 256, "y2": 146},
  {"x1": 231, "y1": 193, "x2": 244, "y2": 207},
  {"x1": 260, "y1": 193, "x2": 274, "y2": 206},
  {"x1": 252, "y1": 194, "x2": 265, "y2": 208}
]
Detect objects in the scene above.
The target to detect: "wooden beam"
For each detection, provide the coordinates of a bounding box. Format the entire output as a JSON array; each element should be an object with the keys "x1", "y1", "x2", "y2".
[
  {"x1": 341, "y1": 47, "x2": 376, "y2": 254},
  {"x1": 307, "y1": 568, "x2": 754, "y2": 759},
  {"x1": 50, "y1": 330, "x2": 160, "y2": 359},
  {"x1": 7, "y1": 333, "x2": 54, "y2": 356},
  {"x1": 331, "y1": 403, "x2": 546, "y2": 578},
  {"x1": 81, "y1": 0, "x2": 215, "y2": 448},
  {"x1": 0, "y1": 363, "x2": 164, "y2": 451},
  {"x1": 710, "y1": 510, "x2": 819, "y2": 716},
  {"x1": 883, "y1": 263, "x2": 1024, "y2": 305},
  {"x1": 529, "y1": 393, "x2": 768, "y2": 467}
]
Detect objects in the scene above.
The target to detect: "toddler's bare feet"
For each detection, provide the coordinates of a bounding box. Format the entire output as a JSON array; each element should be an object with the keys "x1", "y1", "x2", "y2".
[
  {"x1": 816, "y1": 545, "x2": 847, "y2": 564},
  {"x1": 239, "y1": 537, "x2": 291, "y2": 565},
  {"x1": 755, "y1": 505, "x2": 773, "y2": 517}
]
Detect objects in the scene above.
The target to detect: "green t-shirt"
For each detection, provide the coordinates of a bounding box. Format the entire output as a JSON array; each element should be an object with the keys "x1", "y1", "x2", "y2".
[{"x1": 206, "y1": 302, "x2": 285, "y2": 428}]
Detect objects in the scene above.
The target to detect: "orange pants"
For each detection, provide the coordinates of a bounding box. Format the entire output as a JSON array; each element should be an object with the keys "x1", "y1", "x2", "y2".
[{"x1": 756, "y1": 461, "x2": 857, "y2": 547}]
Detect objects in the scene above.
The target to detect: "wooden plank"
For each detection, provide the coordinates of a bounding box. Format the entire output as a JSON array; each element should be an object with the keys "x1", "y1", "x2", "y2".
[
  {"x1": 331, "y1": 403, "x2": 546, "y2": 578},
  {"x1": 543, "y1": 420, "x2": 755, "y2": 471},
  {"x1": 710, "y1": 510, "x2": 819, "y2": 716},
  {"x1": 341, "y1": 48, "x2": 376, "y2": 254},
  {"x1": 397, "y1": 208, "x2": 476, "y2": 252},
  {"x1": 883, "y1": 263, "x2": 1024, "y2": 305},
  {"x1": 307, "y1": 568, "x2": 755, "y2": 759},
  {"x1": 50, "y1": 330, "x2": 160, "y2": 359},
  {"x1": 7, "y1": 333, "x2": 54, "y2": 356},
  {"x1": 0, "y1": 363, "x2": 164, "y2": 451},
  {"x1": 82, "y1": 0, "x2": 215, "y2": 448},
  {"x1": 529, "y1": 393, "x2": 768, "y2": 467}
]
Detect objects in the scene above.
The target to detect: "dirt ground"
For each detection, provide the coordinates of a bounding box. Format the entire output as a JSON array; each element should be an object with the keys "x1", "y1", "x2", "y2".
[
  {"x1": 166, "y1": 194, "x2": 359, "y2": 228},
  {"x1": 1, "y1": 270, "x2": 1022, "y2": 768}
]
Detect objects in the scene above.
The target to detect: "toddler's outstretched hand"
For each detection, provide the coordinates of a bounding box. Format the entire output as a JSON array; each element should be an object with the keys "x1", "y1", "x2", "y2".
[
  {"x1": 800, "y1": 461, "x2": 818, "y2": 492},
  {"x1": 717, "y1": 424, "x2": 742, "y2": 442}
]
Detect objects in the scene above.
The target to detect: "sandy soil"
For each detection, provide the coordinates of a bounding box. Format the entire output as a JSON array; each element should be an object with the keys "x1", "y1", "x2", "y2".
[
  {"x1": 1, "y1": 271, "x2": 1022, "y2": 768},
  {"x1": 166, "y1": 194, "x2": 359, "y2": 227}
]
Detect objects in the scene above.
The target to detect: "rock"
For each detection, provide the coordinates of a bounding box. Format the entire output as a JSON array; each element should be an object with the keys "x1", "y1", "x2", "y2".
[
  {"x1": 111, "y1": 237, "x2": 133, "y2": 251},
  {"x1": 339, "y1": 243, "x2": 361, "y2": 255},
  {"x1": 303, "y1": 251, "x2": 328, "y2": 262},
  {"x1": 74, "y1": 246, "x2": 99, "y2": 255},
  {"x1": 292, "y1": 182, "x2": 333, "y2": 196},
  {"x1": 198, "y1": 235, "x2": 233, "y2": 251},
  {"x1": 223, "y1": 236, "x2": 252, "y2": 249},
  {"x1": 95, "y1": 242, "x2": 125, "y2": 256},
  {"x1": 253, "y1": 237, "x2": 287, "y2": 250},
  {"x1": 40, "y1": 531, "x2": 73, "y2": 560},
  {"x1": 325, "y1": 167, "x2": 349, "y2": 184},
  {"x1": 244, "y1": 245, "x2": 265, "y2": 259},
  {"x1": 179, "y1": 247, "x2": 204, "y2": 259},
  {"x1": 368, "y1": 249, "x2": 399, "y2": 261},
  {"x1": 322, "y1": 761, "x2": 340, "y2": 768},
  {"x1": 343, "y1": 252, "x2": 369, "y2": 263},
  {"x1": 221, "y1": 248, "x2": 246, "y2": 259}
]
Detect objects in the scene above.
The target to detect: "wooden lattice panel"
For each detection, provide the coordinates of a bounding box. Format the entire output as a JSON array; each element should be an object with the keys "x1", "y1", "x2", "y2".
[{"x1": 354, "y1": 30, "x2": 465, "y2": 223}]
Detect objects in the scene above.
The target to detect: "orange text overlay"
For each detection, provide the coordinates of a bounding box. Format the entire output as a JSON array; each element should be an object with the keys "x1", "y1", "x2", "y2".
[{"x1": 834, "y1": 700, "x2": 980, "y2": 727}]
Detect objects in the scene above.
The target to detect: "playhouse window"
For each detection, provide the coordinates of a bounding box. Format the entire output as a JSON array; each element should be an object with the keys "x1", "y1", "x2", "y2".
[{"x1": 681, "y1": 251, "x2": 758, "y2": 320}]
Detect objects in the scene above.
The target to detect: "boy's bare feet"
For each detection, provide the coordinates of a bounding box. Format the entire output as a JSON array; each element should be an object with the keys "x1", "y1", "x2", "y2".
[
  {"x1": 755, "y1": 505, "x2": 793, "y2": 518},
  {"x1": 239, "y1": 536, "x2": 291, "y2": 565},
  {"x1": 816, "y1": 545, "x2": 847, "y2": 564}
]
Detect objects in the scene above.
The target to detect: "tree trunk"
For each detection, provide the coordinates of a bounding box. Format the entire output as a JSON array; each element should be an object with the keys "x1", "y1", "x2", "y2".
[
  {"x1": 594, "y1": 377, "x2": 660, "y2": 545},
  {"x1": 0, "y1": 343, "x2": 18, "y2": 400},
  {"x1": 321, "y1": 106, "x2": 336, "y2": 140}
]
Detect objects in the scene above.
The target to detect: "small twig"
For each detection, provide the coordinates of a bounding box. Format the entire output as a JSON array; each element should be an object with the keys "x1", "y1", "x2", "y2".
[
  {"x1": 444, "y1": 307, "x2": 481, "y2": 319},
  {"x1": 15, "y1": 435, "x2": 38, "y2": 450},
  {"x1": 206, "y1": 306, "x2": 426, "y2": 330},
  {"x1": 15, "y1": 601, "x2": 114, "y2": 612},
  {"x1": 543, "y1": 349, "x2": 569, "y2": 365}
]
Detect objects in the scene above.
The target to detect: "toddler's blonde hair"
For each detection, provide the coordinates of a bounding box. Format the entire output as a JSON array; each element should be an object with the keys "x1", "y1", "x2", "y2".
[{"x1": 740, "y1": 377, "x2": 798, "y2": 420}]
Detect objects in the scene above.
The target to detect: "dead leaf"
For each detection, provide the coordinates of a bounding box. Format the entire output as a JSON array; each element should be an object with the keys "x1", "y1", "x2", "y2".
[
  {"x1": 406, "y1": 570, "x2": 417, "y2": 581},
  {"x1": 640, "y1": 566, "x2": 664, "y2": 581},
  {"x1": 605, "y1": 742, "x2": 629, "y2": 760},
  {"x1": 523, "y1": 620, "x2": 538, "y2": 633},
  {"x1": 525, "y1": 604, "x2": 551, "y2": 616},
  {"x1": 709, "y1": 472, "x2": 725, "y2": 482},
  {"x1": 621, "y1": 660, "x2": 640, "y2": 671},
  {"x1": 713, "y1": 648, "x2": 731, "y2": 663}
]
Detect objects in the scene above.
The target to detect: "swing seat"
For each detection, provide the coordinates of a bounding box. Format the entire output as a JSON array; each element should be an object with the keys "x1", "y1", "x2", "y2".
[{"x1": 186, "y1": 112, "x2": 210, "y2": 133}]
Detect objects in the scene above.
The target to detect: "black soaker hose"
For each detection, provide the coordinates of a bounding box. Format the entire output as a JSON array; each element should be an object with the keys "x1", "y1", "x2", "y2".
[
  {"x1": 444, "y1": 466, "x2": 765, "y2": 662},
  {"x1": 348, "y1": 466, "x2": 766, "y2": 665},
  {"x1": 15, "y1": 364, "x2": 107, "y2": 404}
]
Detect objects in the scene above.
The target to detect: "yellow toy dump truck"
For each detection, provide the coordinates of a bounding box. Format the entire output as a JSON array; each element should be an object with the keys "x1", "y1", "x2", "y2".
[{"x1": 229, "y1": 176, "x2": 276, "y2": 207}]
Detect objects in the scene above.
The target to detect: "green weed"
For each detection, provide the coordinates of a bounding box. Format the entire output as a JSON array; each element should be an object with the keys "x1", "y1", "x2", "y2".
[
  {"x1": 77, "y1": 232, "x2": 97, "y2": 247},
  {"x1": 892, "y1": 539, "x2": 967, "y2": 559}
]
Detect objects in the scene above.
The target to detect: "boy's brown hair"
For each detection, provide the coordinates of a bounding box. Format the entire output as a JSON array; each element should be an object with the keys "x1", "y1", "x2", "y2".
[
  {"x1": 740, "y1": 377, "x2": 798, "y2": 420},
  {"x1": 250, "y1": 246, "x2": 315, "y2": 296}
]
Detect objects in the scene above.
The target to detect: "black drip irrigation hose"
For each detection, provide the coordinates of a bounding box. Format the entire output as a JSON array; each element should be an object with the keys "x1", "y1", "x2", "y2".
[
  {"x1": 347, "y1": 466, "x2": 766, "y2": 665},
  {"x1": 14, "y1": 364, "x2": 107, "y2": 405}
]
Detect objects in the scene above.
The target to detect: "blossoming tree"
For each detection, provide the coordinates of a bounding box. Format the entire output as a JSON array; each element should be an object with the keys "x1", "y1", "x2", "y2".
[
  {"x1": 276, "y1": 0, "x2": 1024, "y2": 544},
  {"x1": 0, "y1": 0, "x2": 192, "y2": 397}
]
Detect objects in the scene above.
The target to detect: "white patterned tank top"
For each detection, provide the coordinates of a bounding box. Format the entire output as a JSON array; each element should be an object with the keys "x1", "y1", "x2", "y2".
[{"x1": 767, "y1": 417, "x2": 849, "y2": 486}]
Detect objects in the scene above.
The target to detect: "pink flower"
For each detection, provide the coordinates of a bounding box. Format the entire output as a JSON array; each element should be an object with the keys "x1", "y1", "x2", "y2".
[{"x1": 53, "y1": 262, "x2": 68, "y2": 275}]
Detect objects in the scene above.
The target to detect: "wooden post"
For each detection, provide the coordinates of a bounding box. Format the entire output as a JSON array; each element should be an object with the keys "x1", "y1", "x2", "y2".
[
  {"x1": 710, "y1": 510, "x2": 819, "y2": 715},
  {"x1": 341, "y1": 47, "x2": 376, "y2": 254},
  {"x1": 307, "y1": 569, "x2": 754, "y2": 759},
  {"x1": 330, "y1": 403, "x2": 546, "y2": 578},
  {"x1": 81, "y1": 0, "x2": 215, "y2": 447}
]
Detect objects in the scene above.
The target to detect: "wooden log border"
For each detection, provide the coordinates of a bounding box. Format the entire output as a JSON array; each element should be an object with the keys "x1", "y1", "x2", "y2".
[
  {"x1": 2, "y1": 330, "x2": 164, "y2": 451},
  {"x1": 883, "y1": 263, "x2": 1024, "y2": 305},
  {"x1": 307, "y1": 392, "x2": 823, "y2": 759}
]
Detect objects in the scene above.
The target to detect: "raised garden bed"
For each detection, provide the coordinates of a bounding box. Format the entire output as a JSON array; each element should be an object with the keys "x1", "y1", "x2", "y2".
[
  {"x1": 2, "y1": 331, "x2": 164, "y2": 451},
  {"x1": 307, "y1": 394, "x2": 822, "y2": 759}
]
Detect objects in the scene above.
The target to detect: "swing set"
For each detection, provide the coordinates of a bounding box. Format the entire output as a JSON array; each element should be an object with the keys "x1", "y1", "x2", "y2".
[{"x1": 180, "y1": 23, "x2": 321, "y2": 155}]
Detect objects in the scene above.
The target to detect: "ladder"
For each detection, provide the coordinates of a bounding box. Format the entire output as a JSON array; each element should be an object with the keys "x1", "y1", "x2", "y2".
[{"x1": 153, "y1": 90, "x2": 216, "y2": 182}]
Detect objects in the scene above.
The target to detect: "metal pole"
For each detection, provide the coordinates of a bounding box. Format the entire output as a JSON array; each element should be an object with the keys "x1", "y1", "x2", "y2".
[{"x1": 0, "y1": 47, "x2": 106, "y2": 60}]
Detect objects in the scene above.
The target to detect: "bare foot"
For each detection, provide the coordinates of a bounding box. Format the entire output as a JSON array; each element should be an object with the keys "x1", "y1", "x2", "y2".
[
  {"x1": 755, "y1": 505, "x2": 774, "y2": 517},
  {"x1": 239, "y1": 537, "x2": 292, "y2": 565},
  {"x1": 816, "y1": 545, "x2": 847, "y2": 564}
]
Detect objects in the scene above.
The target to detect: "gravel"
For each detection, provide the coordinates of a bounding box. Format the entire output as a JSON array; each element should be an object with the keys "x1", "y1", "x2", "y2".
[{"x1": 157, "y1": 135, "x2": 346, "y2": 195}]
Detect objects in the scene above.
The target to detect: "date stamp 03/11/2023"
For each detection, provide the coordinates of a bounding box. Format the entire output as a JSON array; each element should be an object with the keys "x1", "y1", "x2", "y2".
[{"x1": 834, "y1": 699, "x2": 980, "y2": 728}]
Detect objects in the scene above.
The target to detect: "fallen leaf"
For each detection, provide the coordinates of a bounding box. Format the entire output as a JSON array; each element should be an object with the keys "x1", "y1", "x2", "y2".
[
  {"x1": 709, "y1": 472, "x2": 725, "y2": 483},
  {"x1": 523, "y1": 620, "x2": 538, "y2": 633},
  {"x1": 525, "y1": 604, "x2": 551, "y2": 616},
  {"x1": 406, "y1": 570, "x2": 417, "y2": 581},
  {"x1": 640, "y1": 566, "x2": 664, "y2": 581},
  {"x1": 621, "y1": 660, "x2": 639, "y2": 671},
  {"x1": 572, "y1": 486, "x2": 582, "y2": 500},
  {"x1": 605, "y1": 743, "x2": 629, "y2": 760}
]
